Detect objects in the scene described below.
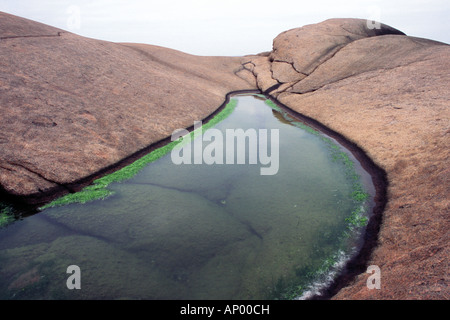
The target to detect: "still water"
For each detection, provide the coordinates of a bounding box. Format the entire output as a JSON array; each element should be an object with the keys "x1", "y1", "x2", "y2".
[{"x1": 0, "y1": 94, "x2": 372, "y2": 299}]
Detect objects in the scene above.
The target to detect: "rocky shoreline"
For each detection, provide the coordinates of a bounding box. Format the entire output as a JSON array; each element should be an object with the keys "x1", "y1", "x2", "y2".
[
  {"x1": 248, "y1": 19, "x2": 449, "y2": 300},
  {"x1": 1, "y1": 12, "x2": 448, "y2": 299}
]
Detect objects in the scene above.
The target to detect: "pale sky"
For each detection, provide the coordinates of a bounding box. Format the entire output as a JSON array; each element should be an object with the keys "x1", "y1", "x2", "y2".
[{"x1": 1, "y1": 0, "x2": 449, "y2": 56}]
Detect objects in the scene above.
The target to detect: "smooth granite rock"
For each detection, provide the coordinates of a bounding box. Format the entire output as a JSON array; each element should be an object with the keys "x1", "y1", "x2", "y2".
[{"x1": 0, "y1": 12, "x2": 255, "y2": 203}]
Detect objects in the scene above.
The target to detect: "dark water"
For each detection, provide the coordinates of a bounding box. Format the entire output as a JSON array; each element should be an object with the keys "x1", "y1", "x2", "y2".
[{"x1": 0, "y1": 94, "x2": 373, "y2": 300}]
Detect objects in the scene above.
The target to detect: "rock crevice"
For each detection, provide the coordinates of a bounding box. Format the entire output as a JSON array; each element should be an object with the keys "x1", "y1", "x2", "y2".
[{"x1": 246, "y1": 19, "x2": 413, "y2": 97}]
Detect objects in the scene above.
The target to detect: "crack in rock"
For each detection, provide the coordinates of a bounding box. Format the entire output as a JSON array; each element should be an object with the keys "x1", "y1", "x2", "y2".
[
  {"x1": 4, "y1": 161, "x2": 72, "y2": 193},
  {"x1": 0, "y1": 33, "x2": 63, "y2": 41}
]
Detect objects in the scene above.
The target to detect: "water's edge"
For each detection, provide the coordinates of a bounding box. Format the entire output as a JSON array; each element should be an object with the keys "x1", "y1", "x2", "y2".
[
  {"x1": 262, "y1": 95, "x2": 388, "y2": 299},
  {"x1": 0, "y1": 89, "x2": 388, "y2": 300},
  {"x1": 0, "y1": 90, "x2": 261, "y2": 211}
]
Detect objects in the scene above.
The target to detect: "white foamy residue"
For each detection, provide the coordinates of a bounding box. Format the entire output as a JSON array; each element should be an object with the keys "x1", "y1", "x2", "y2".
[{"x1": 295, "y1": 249, "x2": 354, "y2": 300}]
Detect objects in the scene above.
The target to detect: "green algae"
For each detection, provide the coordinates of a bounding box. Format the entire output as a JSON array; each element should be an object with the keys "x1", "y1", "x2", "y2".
[
  {"x1": 40, "y1": 99, "x2": 238, "y2": 210},
  {"x1": 0, "y1": 204, "x2": 14, "y2": 228}
]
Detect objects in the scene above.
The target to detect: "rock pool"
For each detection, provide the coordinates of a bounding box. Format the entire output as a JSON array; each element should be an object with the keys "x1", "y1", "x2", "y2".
[{"x1": 0, "y1": 94, "x2": 374, "y2": 300}]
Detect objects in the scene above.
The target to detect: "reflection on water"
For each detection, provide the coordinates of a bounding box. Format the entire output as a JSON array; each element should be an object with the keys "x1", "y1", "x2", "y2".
[{"x1": 0, "y1": 95, "x2": 372, "y2": 300}]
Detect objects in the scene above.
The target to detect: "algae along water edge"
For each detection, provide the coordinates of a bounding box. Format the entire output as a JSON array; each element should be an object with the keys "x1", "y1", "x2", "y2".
[{"x1": 0, "y1": 94, "x2": 374, "y2": 300}]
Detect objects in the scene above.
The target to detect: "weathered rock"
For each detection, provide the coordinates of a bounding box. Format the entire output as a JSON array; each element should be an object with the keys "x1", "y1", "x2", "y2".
[
  {"x1": 0, "y1": 13, "x2": 448, "y2": 300},
  {"x1": 0, "y1": 12, "x2": 255, "y2": 204},
  {"x1": 269, "y1": 18, "x2": 404, "y2": 80},
  {"x1": 248, "y1": 18, "x2": 449, "y2": 300}
]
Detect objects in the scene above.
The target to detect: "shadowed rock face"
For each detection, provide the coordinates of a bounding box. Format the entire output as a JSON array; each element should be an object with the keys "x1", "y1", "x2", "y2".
[{"x1": 1, "y1": 13, "x2": 449, "y2": 300}]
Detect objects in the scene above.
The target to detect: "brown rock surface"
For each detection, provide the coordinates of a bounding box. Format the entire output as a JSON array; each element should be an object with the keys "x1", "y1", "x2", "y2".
[
  {"x1": 0, "y1": 13, "x2": 448, "y2": 299},
  {"x1": 0, "y1": 12, "x2": 255, "y2": 203},
  {"x1": 247, "y1": 18, "x2": 449, "y2": 300}
]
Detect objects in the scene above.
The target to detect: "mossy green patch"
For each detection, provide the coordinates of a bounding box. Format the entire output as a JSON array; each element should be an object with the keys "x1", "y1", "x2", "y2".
[
  {"x1": 264, "y1": 98, "x2": 281, "y2": 111},
  {"x1": 40, "y1": 99, "x2": 238, "y2": 210},
  {"x1": 0, "y1": 204, "x2": 14, "y2": 228},
  {"x1": 345, "y1": 207, "x2": 369, "y2": 228},
  {"x1": 351, "y1": 189, "x2": 369, "y2": 202}
]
